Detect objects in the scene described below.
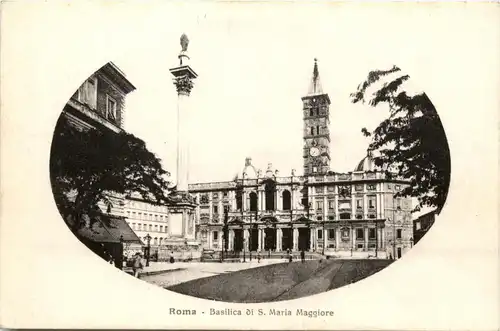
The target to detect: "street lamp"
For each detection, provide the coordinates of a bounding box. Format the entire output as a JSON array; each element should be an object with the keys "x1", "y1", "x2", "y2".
[
  {"x1": 119, "y1": 235, "x2": 124, "y2": 270},
  {"x1": 145, "y1": 233, "x2": 151, "y2": 267},
  {"x1": 221, "y1": 209, "x2": 228, "y2": 262},
  {"x1": 391, "y1": 195, "x2": 401, "y2": 260}
]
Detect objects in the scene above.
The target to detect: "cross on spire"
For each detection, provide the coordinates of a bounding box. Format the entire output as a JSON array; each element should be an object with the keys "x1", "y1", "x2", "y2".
[{"x1": 308, "y1": 58, "x2": 323, "y2": 95}]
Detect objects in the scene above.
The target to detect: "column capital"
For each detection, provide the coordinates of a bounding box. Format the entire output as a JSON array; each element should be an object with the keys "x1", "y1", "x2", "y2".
[{"x1": 174, "y1": 75, "x2": 194, "y2": 95}]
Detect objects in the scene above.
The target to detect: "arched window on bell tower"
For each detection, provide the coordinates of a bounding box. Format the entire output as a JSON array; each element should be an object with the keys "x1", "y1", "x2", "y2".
[{"x1": 282, "y1": 190, "x2": 291, "y2": 210}]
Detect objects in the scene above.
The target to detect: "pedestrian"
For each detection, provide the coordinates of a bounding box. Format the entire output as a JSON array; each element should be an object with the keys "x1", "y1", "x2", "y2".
[
  {"x1": 257, "y1": 251, "x2": 261, "y2": 263},
  {"x1": 169, "y1": 251, "x2": 175, "y2": 264},
  {"x1": 132, "y1": 252, "x2": 143, "y2": 278},
  {"x1": 300, "y1": 249, "x2": 305, "y2": 263},
  {"x1": 288, "y1": 249, "x2": 293, "y2": 263}
]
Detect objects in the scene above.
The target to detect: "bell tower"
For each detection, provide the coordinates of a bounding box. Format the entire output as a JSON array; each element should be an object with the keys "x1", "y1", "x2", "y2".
[{"x1": 301, "y1": 58, "x2": 331, "y2": 176}]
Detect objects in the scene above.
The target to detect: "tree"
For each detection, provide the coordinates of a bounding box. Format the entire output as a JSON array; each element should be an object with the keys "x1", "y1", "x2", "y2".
[
  {"x1": 50, "y1": 115, "x2": 171, "y2": 232},
  {"x1": 350, "y1": 66, "x2": 450, "y2": 213}
]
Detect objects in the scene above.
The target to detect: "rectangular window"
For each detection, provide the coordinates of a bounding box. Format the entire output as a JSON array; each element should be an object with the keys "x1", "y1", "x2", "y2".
[
  {"x1": 355, "y1": 184, "x2": 363, "y2": 191},
  {"x1": 138, "y1": 212, "x2": 142, "y2": 219},
  {"x1": 316, "y1": 125, "x2": 320, "y2": 135},
  {"x1": 356, "y1": 199, "x2": 363, "y2": 209},
  {"x1": 367, "y1": 184, "x2": 376, "y2": 191},
  {"x1": 317, "y1": 229, "x2": 323, "y2": 239},
  {"x1": 223, "y1": 205, "x2": 230, "y2": 213},
  {"x1": 396, "y1": 198, "x2": 402, "y2": 209},
  {"x1": 416, "y1": 222, "x2": 421, "y2": 230},
  {"x1": 341, "y1": 228, "x2": 349, "y2": 238},
  {"x1": 356, "y1": 228, "x2": 364, "y2": 240},
  {"x1": 154, "y1": 225, "x2": 158, "y2": 232},
  {"x1": 315, "y1": 186, "x2": 323, "y2": 193},
  {"x1": 213, "y1": 231, "x2": 219, "y2": 240},
  {"x1": 316, "y1": 201, "x2": 323, "y2": 211},
  {"x1": 368, "y1": 197, "x2": 376, "y2": 209},
  {"x1": 328, "y1": 229, "x2": 335, "y2": 239},
  {"x1": 213, "y1": 205, "x2": 218, "y2": 214},
  {"x1": 310, "y1": 127, "x2": 314, "y2": 135},
  {"x1": 328, "y1": 200, "x2": 335, "y2": 210},
  {"x1": 312, "y1": 166, "x2": 318, "y2": 173},
  {"x1": 397, "y1": 229, "x2": 402, "y2": 239},
  {"x1": 160, "y1": 225, "x2": 163, "y2": 232},
  {"x1": 369, "y1": 228, "x2": 376, "y2": 239},
  {"x1": 149, "y1": 224, "x2": 152, "y2": 231},
  {"x1": 132, "y1": 223, "x2": 136, "y2": 230},
  {"x1": 327, "y1": 186, "x2": 335, "y2": 192},
  {"x1": 106, "y1": 95, "x2": 117, "y2": 120},
  {"x1": 223, "y1": 191, "x2": 228, "y2": 198},
  {"x1": 83, "y1": 77, "x2": 97, "y2": 109}
]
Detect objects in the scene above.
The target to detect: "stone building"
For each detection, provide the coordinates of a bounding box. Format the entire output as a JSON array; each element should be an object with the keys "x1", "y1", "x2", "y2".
[
  {"x1": 57, "y1": 62, "x2": 141, "y2": 265},
  {"x1": 65, "y1": 62, "x2": 137, "y2": 219},
  {"x1": 189, "y1": 60, "x2": 414, "y2": 259},
  {"x1": 413, "y1": 210, "x2": 437, "y2": 245}
]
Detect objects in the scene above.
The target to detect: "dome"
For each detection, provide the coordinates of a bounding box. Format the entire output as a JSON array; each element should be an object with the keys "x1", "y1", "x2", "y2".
[
  {"x1": 354, "y1": 152, "x2": 377, "y2": 172},
  {"x1": 241, "y1": 157, "x2": 258, "y2": 179}
]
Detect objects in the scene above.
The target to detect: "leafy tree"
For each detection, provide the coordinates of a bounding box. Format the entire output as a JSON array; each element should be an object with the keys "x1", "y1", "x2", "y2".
[
  {"x1": 350, "y1": 66, "x2": 450, "y2": 213},
  {"x1": 50, "y1": 115, "x2": 171, "y2": 232}
]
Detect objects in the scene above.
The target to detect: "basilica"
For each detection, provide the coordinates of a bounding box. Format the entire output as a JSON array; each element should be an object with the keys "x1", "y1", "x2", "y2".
[{"x1": 188, "y1": 60, "x2": 414, "y2": 259}]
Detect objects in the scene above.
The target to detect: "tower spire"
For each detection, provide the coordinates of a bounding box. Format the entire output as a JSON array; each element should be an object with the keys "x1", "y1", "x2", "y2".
[{"x1": 308, "y1": 58, "x2": 323, "y2": 95}]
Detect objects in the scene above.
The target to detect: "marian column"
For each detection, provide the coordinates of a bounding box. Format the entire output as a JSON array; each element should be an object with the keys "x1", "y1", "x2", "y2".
[
  {"x1": 170, "y1": 34, "x2": 197, "y2": 191},
  {"x1": 167, "y1": 34, "x2": 199, "y2": 246}
]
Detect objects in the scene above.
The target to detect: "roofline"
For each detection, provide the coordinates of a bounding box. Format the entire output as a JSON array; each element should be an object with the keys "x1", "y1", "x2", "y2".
[{"x1": 100, "y1": 62, "x2": 136, "y2": 94}]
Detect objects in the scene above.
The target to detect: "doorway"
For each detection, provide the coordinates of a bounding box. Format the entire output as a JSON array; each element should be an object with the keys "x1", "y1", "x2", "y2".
[
  {"x1": 281, "y1": 228, "x2": 293, "y2": 251},
  {"x1": 264, "y1": 228, "x2": 276, "y2": 251},
  {"x1": 234, "y1": 229, "x2": 244, "y2": 252},
  {"x1": 298, "y1": 228, "x2": 311, "y2": 251}
]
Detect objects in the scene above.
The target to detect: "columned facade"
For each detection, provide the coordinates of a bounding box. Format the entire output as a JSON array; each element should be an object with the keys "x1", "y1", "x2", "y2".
[{"x1": 188, "y1": 59, "x2": 414, "y2": 260}]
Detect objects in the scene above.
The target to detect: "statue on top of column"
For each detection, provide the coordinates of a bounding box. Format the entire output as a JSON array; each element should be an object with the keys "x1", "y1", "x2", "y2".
[{"x1": 180, "y1": 33, "x2": 189, "y2": 52}]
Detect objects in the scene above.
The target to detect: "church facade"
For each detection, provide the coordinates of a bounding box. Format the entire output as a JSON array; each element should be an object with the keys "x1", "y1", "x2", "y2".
[{"x1": 189, "y1": 60, "x2": 414, "y2": 259}]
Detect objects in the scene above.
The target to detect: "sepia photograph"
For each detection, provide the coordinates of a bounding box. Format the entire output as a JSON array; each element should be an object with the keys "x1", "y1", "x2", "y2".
[{"x1": 50, "y1": 25, "x2": 450, "y2": 303}]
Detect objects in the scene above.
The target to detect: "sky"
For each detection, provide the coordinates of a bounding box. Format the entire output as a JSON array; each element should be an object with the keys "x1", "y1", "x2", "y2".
[{"x1": 111, "y1": 4, "x2": 422, "y2": 185}]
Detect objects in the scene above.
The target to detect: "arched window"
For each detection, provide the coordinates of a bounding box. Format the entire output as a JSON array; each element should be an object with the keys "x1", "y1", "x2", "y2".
[
  {"x1": 249, "y1": 192, "x2": 258, "y2": 212},
  {"x1": 236, "y1": 189, "x2": 243, "y2": 211},
  {"x1": 282, "y1": 190, "x2": 291, "y2": 210},
  {"x1": 159, "y1": 238, "x2": 163, "y2": 246},
  {"x1": 154, "y1": 238, "x2": 158, "y2": 245},
  {"x1": 265, "y1": 182, "x2": 276, "y2": 211}
]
